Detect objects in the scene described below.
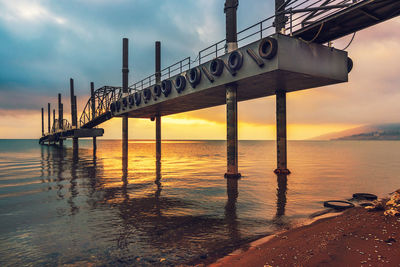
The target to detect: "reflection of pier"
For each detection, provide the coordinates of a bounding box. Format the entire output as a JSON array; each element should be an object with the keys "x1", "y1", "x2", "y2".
[{"x1": 36, "y1": 0, "x2": 400, "y2": 177}]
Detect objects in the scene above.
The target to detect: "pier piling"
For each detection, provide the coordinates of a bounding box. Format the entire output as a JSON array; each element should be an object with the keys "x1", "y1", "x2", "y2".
[
  {"x1": 224, "y1": 0, "x2": 241, "y2": 179},
  {"x1": 122, "y1": 38, "x2": 129, "y2": 159},
  {"x1": 58, "y1": 93, "x2": 63, "y2": 146},
  {"x1": 155, "y1": 41, "x2": 161, "y2": 160},
  {"x1": 70, "y1": 78, "x2": 78, "y2": 150},
  {"x1": 91, "y1": 82, "x2": 96, "y2": 152},
  {"x1": 41, "y1": 108, "x2": 44, "y2": 136},
  {"x1": 274, "y1": 0, "x2": 290, "y2": 174}
]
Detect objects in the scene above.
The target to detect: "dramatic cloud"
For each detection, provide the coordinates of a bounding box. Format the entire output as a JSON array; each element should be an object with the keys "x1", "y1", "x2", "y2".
[{"x1": 0, "y1": 1, "x2": 399, "y2": 139}]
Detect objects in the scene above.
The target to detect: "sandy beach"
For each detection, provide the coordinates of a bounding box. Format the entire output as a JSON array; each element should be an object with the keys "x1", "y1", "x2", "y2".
[{"x1": 206, "y1": 206, "x2": 400, "y2": 267}]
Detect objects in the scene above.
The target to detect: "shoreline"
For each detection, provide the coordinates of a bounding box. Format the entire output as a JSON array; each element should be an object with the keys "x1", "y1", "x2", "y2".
[{"x1": 204, "y1": 206, "x2": 399, "y2": 266}]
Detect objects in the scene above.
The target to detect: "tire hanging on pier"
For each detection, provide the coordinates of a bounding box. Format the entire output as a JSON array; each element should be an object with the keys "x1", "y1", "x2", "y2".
[
  {"x1": 153, "y1": 84, "x2": 161, "y2": 97},
  {"x1": 122, "y1": 97, "x2": 128, "y2": 108},
  {"x1": 188, "y1": 67, "x2": 202, "y2": 88},
  {"x1": 258, "y1": 37, "x2": 278, "y2": 60},
  {"x1": 210, "y1": 58, "x2": 224, "y2": 76},
  {"x1": 116, "y1": 101, "x2": 121, "y2": 112},
  {"x1": 175, "y1": 75, "x2": 186, "y2": 93},
  {"x1": 128, "y1": 95, "x2": 135, "y2": 106},
  {"x1": 228, "y1": 50, "x2": 243, "y2": 71},
  {"x1": 347, "y1": 57, "x2": 353, "y2": 73},
  {"x1": 161, "y1": 80, "x2": 172, "y2": 97},
  {"x1": 134, "y1": 92, "x2": 142, "y2": 106},
  {"x1": 143, "y1": 88, "x2": 152, "y2": 101},
  {"x1": 110, "y1": 102, "x2": 116, "y2": 113}
]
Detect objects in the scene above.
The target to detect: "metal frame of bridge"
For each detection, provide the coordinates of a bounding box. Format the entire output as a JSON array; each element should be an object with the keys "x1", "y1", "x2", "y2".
[{"x1": 39, "y1": 0, "x2": 400, "y2": 177}]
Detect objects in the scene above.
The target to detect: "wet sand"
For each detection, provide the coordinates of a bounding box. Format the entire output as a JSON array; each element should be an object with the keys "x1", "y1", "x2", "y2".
[{"x1": 208, "y1": 207, "x2": 400, "y2": 266}]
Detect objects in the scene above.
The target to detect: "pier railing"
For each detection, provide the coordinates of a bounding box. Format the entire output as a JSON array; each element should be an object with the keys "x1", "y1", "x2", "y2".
[
  {"x1": 76, "y1": 0, "x2": 362, "y2": 128},
  {"x1": 125, "y1": 0, "x2": 359, "y2": 94}
]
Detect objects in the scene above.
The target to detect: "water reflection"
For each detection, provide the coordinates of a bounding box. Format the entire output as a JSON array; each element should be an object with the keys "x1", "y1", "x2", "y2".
[
  {"x1": 273, "y1": 173, "x2": 288, "y2": 227},
  {"x1": 35, "y1": 141, "x2": 289, "y2": 264}
]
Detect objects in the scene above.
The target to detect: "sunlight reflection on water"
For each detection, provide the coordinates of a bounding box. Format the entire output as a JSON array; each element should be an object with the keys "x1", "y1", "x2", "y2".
[{"x1": 0, "y1": 139, "x2": 399, "y2": 265}]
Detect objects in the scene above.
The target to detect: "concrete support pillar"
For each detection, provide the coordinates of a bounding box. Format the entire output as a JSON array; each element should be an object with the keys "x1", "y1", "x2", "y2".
[
  {"x1": 275, "y1": 91, "x2": 290, "y2": 174},
  {"x1": 225, "y1": 84, "x2": 240, "y2": 178},
  {"x1": 156, "y1": 116, "x2": 161, "y2": 160},
  {"x1": 70, "y1": 78, "x2": 78, "y2": 150},
  {"x1": 224, "y1": 0, "x2": 240, "y2": 179},
  {"x1": 155, "y1": 41, "x2": 161, "y2": 160},
  {"x1": 122, "y1": 38, "x2": 129, "y2": 159},
  {"x1": 41, "y1": 108, "x2": 44, "y2": 136},
  {"x1": 47, "y1": 103, "x2": 51, "y2": 133},
  {"x1": 91, "y1": 82, "x2": 96, "y2": 152}
]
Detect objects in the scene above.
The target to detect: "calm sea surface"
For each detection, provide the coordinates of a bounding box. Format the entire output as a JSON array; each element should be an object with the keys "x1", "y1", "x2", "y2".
[{"x1": 0, "y1": 139, "x2": 399, "y2": 266}]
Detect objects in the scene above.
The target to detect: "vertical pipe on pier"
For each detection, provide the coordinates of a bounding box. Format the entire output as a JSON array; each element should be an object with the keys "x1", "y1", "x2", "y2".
[
  {"x1": 91, "y1": 82, "x2": 97, "y2": 152},
  {"x1": 59, "y1": 93, "x2": 63, "y2": 146},
  {"x1": 47, "y1": 103, "x2": 51, "y2": 145},
  {"x1": 58, "y1": 93, "x2": 63, "y2": 130},
  {"x1": 122, "y1": 38, "x2": 129, "y2": 159},
  {"x1": 47, "y1": 103, "x2": 51, "y2": 133},
  {"x1": 155, "y1": 41, "x2": 161, "y2": 161},
  {"x1": 224, "y1": 0, "x2": 241, "y2": 179},
  {"x1": 41, "y1": 108, "x2": 44, "y2": 136},
  {"x1": 274, "y1": 0, "x2": 290, "y2": 174},
  {"x1": 70, "y1": 78, "x2": 78, "y2": 150},
  {"x1": 53, "y1": 109, "x2": 55, "y2": 132}
]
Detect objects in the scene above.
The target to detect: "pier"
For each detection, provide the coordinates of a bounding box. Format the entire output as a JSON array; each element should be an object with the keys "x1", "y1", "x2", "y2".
[{"x1": 39, "y1": 0, "x2": 400, "y2": 176}]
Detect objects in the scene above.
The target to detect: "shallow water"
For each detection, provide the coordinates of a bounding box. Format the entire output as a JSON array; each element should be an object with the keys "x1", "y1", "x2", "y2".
[{"x1": 0, "y1": 139, "x2": 399, "y2": 266}]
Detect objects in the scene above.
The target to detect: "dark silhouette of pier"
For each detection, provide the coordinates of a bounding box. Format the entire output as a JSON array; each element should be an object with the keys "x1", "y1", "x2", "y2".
[{"x1": 39, "y1": 0, "x2": 400, "y2": 177}]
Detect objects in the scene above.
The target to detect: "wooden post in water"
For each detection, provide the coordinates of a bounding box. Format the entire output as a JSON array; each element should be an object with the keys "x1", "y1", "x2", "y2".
[
  {"x1": 155, "y1": 41, "x2": 161, "y2": 161},
  {"x1": 53, "y1": 109, "x2": 55, "y2": 132},
  {"x1": 122, "y1": 38, "x2": 129, "y2": 160},
  {"x1": 91, "y1": 82, "x2": 97, "y2": 152},
  {"x1": 41, "y1": 108, "x2": 44, "y2": 136},
  {"x1": 224, "y1": 0, "x2": 241, "y2": 179},
  {"x1": 274, "y1": 0, "x2": 290, "y2": 174}
]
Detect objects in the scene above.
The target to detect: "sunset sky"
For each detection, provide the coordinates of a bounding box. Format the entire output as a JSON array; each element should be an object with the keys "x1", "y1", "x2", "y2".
[{"x1": 0, "y1": 0, "x2": 399, "y2": 140}]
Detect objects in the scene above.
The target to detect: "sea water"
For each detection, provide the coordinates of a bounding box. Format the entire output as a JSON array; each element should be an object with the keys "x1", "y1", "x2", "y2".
[{"x1": 0, "y1": 140, "x2": 399, "y2": 265}]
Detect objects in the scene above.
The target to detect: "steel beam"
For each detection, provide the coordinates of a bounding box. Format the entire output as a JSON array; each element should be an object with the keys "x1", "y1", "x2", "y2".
[{"x1": 224, "y1": 0, "x2": 240, "y2": 179}]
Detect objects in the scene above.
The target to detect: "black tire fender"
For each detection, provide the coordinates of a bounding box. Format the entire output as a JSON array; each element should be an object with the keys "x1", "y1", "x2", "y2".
[
  {"x1": 128, "y1": 95, "x2": 135, "y2": 106},
  {"x1": 188, "y1": 67, "x2": 202, "y2": 88},
  {"x1": 153, "y1": 84, "x2": 161, "y2": 97},
  {"x1": 161, "y1": 80, "x2": 172, "y2": 97},
  {"x1": 175, "y1": 75, "x2": 186, "y2": 93},
  {"x1": 258, "y1": 37, "x2": 278, "y2": 60},
  {"x1": 110, "y1": 102, "x2": 116, "y2": 113},
  {"x1": 228, "y1": 50, "x2": 243, "y2": 71},
  {"x1": 210, "y1": 58, "x2": 224, "y2": 76},
  {"x1": 352, "y1": 193, "x2": 377, "y2": 201},
  {"x1": 323, "y1": 200, "x2": 355, "y2": 210},
  {"x1": 143, "y1": 88, "x2": 151, "y2": 101},
  {"x1": 134, "y1": 92, "x2": 141, "y2": 106},
  {"x1": 116, "y1": 101, "x2": 121, "y2": 112},
  {"x1": 347, "y1": 57, "x2": 353, "y2": 73},
  {"x1": 122, "y1": 97, "x2": 128, "y2": 107}
]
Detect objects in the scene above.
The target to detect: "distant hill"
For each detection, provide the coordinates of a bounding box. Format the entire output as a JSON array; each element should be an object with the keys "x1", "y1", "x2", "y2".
[{"x1": 312, "y1": 123, "x2": 400, "y2": 140}]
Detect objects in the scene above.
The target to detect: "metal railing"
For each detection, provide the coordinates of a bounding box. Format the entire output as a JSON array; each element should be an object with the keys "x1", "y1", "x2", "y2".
[
  {"x1": 79, "y1": 86, "x2": 122, "y2": 127},
  {"x1": 76, "y1": 0, "x2": 364, "y2": 128},
  {"x1": 126, "y1": 0, "x2": 361, "y2": 96}
]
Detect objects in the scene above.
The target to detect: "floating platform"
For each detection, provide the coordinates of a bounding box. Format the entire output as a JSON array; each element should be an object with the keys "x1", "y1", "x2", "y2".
[
  {"x1": 39, "y1": 128, "x2": 104, "y2": 144},
  {"x1": 113, "y1": 34, "x2": 349, "y2": 119}
]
